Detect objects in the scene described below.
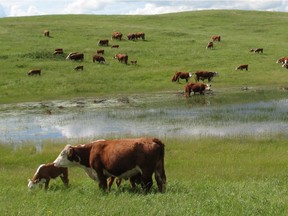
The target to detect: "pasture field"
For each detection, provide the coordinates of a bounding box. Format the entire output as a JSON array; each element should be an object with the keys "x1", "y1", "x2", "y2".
[
  {"x1": 1, "y1": 137, "x2": 288, "y2": 215},
  {"x1": 0, "y1": 10, "x2": 288, "y2": 103}
]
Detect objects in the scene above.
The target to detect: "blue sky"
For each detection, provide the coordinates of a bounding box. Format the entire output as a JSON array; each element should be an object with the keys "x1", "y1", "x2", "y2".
[{"x1": 0, "y1": 0, "x2": 287, "y2": 17}]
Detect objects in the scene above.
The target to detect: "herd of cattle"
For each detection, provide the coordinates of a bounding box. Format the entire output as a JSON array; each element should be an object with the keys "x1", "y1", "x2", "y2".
[{"x1": 28, "y1": 137, "x2": 166, "y2": 193}]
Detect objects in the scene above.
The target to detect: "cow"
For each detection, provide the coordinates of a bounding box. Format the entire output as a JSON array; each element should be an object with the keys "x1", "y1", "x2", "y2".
[
  {"x1": 250, "y1": 48, "x2": 263, "y2": 53},
  {"x1": 185, "y1": 82, "x2": 211, "y2": 97},
  {"x1": 28, "y1": 69, "x2": 41, "y2": 76},
  {"x1": 74, "y1": 65, "x2": 84, "y2": 71},
  {"x1": 211, "y1": 35, "x2": 221, "y2": 42},
  {"x1": 92, "y1": 54, "x2": 106, "y2": 63},
  {"x1": 111, "y1": 45, "x2": 119, "y2": 48},
  {"x1": 96, "y1": 49, "x2": 104, "y2": 55},
  {"x1": 276, "y1": 57, "x2": 288, "y2": 65},
  {"x1": 98, "y1": 39, "x2": 109, "y2": 46},
  {"x1": 194, "y1": 71, "x2": 218, "y2": 82},
  {"x1": 206, "y1": 41, "x2": 213, "y2": 49},
  {"x1": 130, "y1": 60, "x2": 137, "y2": 65},
  {"x1": 53, "y1": 137, "x2": 166, "y2": 193},
  {"x1": 43, "y1": 30, "x2": 50, "y2": 37},
  {"x1": 172, "y1": 72, "x2": 192, "y2": 83},
  {"x1": 66, "y1": 52, "x2": 84, "y2": 61},
  {"x1": 114, "y1": 53, "x2": 128, "y2": 64},
  {"x1": 135, "y1": 32, "x2": 145, "y2": 40},
  {"x1": 235, "y1": 64, "x2": 248, "y2": 71},
  {"x1": 112, "y1": 32, "x2": 123, "y2": 40},
  {"x1": 28, "y1": 163, "x2": 68, "y2": 190},
  {"x1": 53, "y1": 48, "x2": 63, "y2": 55},
  {"x1": 127, "y1": 33, "x2": 136, "y2": 40}
]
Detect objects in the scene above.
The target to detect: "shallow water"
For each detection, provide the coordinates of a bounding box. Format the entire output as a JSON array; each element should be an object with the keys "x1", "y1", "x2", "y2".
[{"x1": 1, "y1": 97, "x2": 288, "y2": 146}]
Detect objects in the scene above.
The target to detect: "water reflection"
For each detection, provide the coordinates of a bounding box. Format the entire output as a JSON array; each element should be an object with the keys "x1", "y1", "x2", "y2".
[{"x1": 1, "y1": 99, "x2": 288, "y2": 145}]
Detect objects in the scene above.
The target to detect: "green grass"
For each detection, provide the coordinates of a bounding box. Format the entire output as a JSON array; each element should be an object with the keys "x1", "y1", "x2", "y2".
[
  {"x1": 0, "y1": 10, "x2": 288, "y2": 103},
  {"x1": 1, "y1": 137, "x2": 288, "y2": 215}
]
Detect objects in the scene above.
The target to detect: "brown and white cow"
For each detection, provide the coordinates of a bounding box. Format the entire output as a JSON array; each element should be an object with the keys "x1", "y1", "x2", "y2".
[
  {"x1": 28, "y1": 163, "x2": 68, "y2": 190},
  {"x1": 235, "y1": 64, "x2": 248, "y2": 71},
  {"x1": 276, "y1": 57, "x2": 288, "y2": 65},
  {"x1": 98, "y1": 39, "x2": 109, "y2": 46},
  {"x1": 53, "y1": 48, "x2": 63, "y2": 55},
  {"x1": 66, "y1": 52, "x2": 84, "y2": 61},
  {"x1": 92, "y1": 54, "x2": 106, "y2": 63},
  {"x1": 53, "y1": 138, "x2": 166, "y2": 193},
  {"x1": 194, "y1": 71, "x2": 218, "y2": 82},
  {"x1": 206, "y1": 41, "x2": 214, "y2": 49},
  {"x1": 114, "y1": 53, "x2": 128, "y2": 64},
  {"x1": 185, "y1": 82, "x2": 211, "y2": 97},
  {"x1": 96, "y1": 49, "x2": 104, "y2": 55},
  {"x1": 135, "y1": 32, "x2": 145, "y2": 40},
  {"x1": 127, "y1": 33, "x2": 136, "y2": 40},
  {"x1": 211, "y1": 35, "x2": 221, "y2": 42},
  {"x1": 43, "y1": 30, "x2": 50, "y2": 37},
  {"x1": 28, "y1": 69, "x2": 41, "y2": 76},
  {"x1": 250, "y1": 48, "x2": 263, "y2": 53},
  {"x1": 112, "y1": 32, "x2": 123, "y2": 40},
  {"x1": 172, "y1": 72, "x2": 192, "y2": 83}
]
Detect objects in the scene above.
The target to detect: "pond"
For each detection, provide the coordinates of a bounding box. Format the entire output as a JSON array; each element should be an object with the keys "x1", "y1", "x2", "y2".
[{"x1": 1, "y1": 94, "x2": 288, "y2": 147}]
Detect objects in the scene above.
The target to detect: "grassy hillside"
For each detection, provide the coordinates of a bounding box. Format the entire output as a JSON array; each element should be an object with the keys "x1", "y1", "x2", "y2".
[{"x1": 0, "y1": 10, "x2": 287, "y2": 103}]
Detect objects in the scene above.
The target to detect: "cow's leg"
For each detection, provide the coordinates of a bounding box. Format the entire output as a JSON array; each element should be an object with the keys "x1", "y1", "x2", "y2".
[
  {"x1": 107, "y1": 177, "x2": 115, "y2": 190},
  {"x1": 60, "y1": 175, "x2": 69, "y2": 187},
  {"x1": 141, "y1": 176, "x2": 153, "y2": 193},
  {"x1": 44, "y1": 179, "x2": 50, "y2": 190}
]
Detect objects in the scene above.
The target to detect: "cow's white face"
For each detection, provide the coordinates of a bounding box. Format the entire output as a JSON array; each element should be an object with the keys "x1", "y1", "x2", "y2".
[
  {"x1": 205, "y1": 84, "x2": 211, "y2": 91},
  {"x1": 54, "y1": 145, "x2": 78, "y2": 167},
  {"x1": 27, "y1": 179, "x2": 46, "y2": 189},
  {"x1": 189, "y1": 72, "x2": 192, "y2": 77}
]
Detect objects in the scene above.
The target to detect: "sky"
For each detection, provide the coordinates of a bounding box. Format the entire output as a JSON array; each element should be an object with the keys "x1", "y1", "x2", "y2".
[{"x1": 0, "y1": 0, "x2": 287, "y2": 17}]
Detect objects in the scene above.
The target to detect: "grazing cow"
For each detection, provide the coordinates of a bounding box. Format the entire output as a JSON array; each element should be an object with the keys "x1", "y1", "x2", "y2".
[
  {"x1": 74, "y1": 65, "x2": 84, "y2": 71},
  {"x1": 53, "y1": 48, "x2": 63, "y2": 55},
  {"x1": 211, "y1": 35, "x2": 221, "y2": 42},
  {"x1": 43, "y1": 30, "x2": 50, "y2": 37},
  {"x1": 28, "y1": 163, "x2": 68, "y2": 190},
  {"x1": 135, "y1": 32, "x2": 145, "y2": 40},
  {"x1": 92, "y1": 54, "x2": 106, "y2": 63},
  {"x1": 111, "y1": 45, "x2": 119, "y2": 48},
  {"x1": 206, "y1": 41, "x2": 213, "y2": 49},
  {"x1": 250, "y1": 48, "x2": 263, "y2": 53},
  {"x1": 194, "y1": 71, "x2": 218, "y2": 82},
  {"x1": 235, "y1": 64, "x2": 248, "y2": 71},
  {"x1": 28, "y1": 69, "x2": 41, "y2": 76},
  {"x1": 172, "y1": 72, "x2": 192, "y2": 83},
  {"x1": 96, "y1": 49, "x2": 104, "y2": 55},
  {"x1": 276, "y1": 57, "x2": 288, "y2": 64},
  {"x1": 66, "y1": 52, "x2": 84, "y2": 61},
  {"x1": 127, "y1": 33, "x2": 136, "y2": 40},
  {"x1": 185, "y1": 82, "x2": 211, "y2": 97},
  {"x1": 112, "y1": 32, "x2": 123, "y2": 40},
  {"x1": 98, "y1": 39, "x2": 109, "y2": 46},
  {"x1": 130, "y1": 60, "x2": 137, "y2": 65},
  {"x1": 114, "y1": 53, "x2": 128, "y2": 64},
  {"x1": 53, "y1": 137, "x2": 166, "y2": 193}
]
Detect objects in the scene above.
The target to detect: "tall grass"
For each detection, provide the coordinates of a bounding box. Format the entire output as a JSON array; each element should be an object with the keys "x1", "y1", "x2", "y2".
[
  {"x1": 0, "y1": 10, "x2": 287, "y2": 103},
  {"x1": 1, "y1": 136, "x2": 288, "y2": 215}
]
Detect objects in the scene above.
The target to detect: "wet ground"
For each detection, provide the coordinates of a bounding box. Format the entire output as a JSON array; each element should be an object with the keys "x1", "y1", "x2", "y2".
[{"x1": 1, "y1": 94, "x2": 288, "y2": 146}]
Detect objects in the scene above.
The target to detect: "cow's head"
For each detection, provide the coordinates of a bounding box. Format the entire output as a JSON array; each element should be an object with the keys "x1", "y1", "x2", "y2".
[
  {"x1": 27, "y1": 178, "x2": 46, "y2": 189},
  {"x1": 54, "y1": 145, "x2": 81, "y2": 167},
  {"x1": 213, "y1": 72, "x2": 219, "y2": 77},
  {"x1": 205, "y1": 84, "x2": 211, "y2": 91},
  {"x1": 189, "y1": 72, "x2": 193, "y2": 77}
]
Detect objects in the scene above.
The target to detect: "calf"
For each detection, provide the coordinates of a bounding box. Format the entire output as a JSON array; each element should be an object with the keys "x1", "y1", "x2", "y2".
[
  {"x1": 235, "y1": 64, "x2": 248, "y2": 71},
  {"x1": 28, "y1": 163, "x2": 68, "y2": 190},
  {"x1": 53, "y1": 48, "x2": 63, "y2": 55},
  {"x1": 74, "y1": 65, "x2": 84, "y2": 71},
  {"x1": 206, "y1": 41, "x2": 213, "y2": 49},
  {"x1": 130, "y1": 60, "x2": 137, "y2": 65},
  {"x1": 250, "y1": 48, "x2": 263, "y2": 53},
  {"x1": 28, "y1": 69, "x2": 41, "y2": 76}
]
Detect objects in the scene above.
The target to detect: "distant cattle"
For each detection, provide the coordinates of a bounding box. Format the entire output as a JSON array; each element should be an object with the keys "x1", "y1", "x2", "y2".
[
  {"x1": 127, "y1": 33, "x2": 136, "y2": 40},
  {"x1": 194, "y1": 71, "x2": 218, "y2": 82},
  {"x1": 172, "y1": 72, "x2": 192, "y2": 83},
  {"x1": 114, "y1": 53, "x2": 128, "y2": 64},
  {"x1": 206, "y1": 41, "x2": 213, "y2": 49},
  {"x1": 66, "y1": 52, "x2": 84, "y2": 61},
  {"x1": 276, "y1": 57, "x2": 288, "y2": 65},
  {"x1": 92, "y1": 54, "x2": 105, "y2": 63},
  {"x1": 235, "y1": 64, "x2": 248, "y2": 71},
  {"x1": 185, "y1": 82, "x2": 211, "y2": 97},
  {"x1": 53, "y1": 48, "x2": 63, "y2": 55},
  {"x1": 250, "y1": 48, "x2": 263, "y2": 53},
  {"x1": 96, "y1": 49, "x2": 104, "y2": 55},
  {"x1": 112, "y1": 32, "x2": 123, "y2": 40},
  {"x1": 98, "y1": 39, "x2": 109, "y2": 46},
  {"x1": 211, "y1": 35, "x2": 221, "y2": 42},
  {"x1": 53, "y1": 137, "x2": 166, "y2": 192},
  {"x1": 28, "y1": 163, "x2": 68, "y2": 190},
  {"x1": 111, "y1": 45, "x2": 119, "y2": 48},
  {"x1": 135, "y1": 32, "x2": 145, "y2": 40},
  {"x1": 74, "y1": 65, "x2": 84, "y2": 71},
  {"x1": 130, "y1": 60, "x2": 137, "y2": 65},
  {"x1": 43, "y1": 30, "x2": 50, "y2": 37},
  {"x1": 28, "y1": 69, "x2": 41, "y2": 76}
]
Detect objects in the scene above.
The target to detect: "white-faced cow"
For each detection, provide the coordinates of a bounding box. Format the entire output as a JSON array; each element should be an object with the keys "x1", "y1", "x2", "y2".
[
  {"x1": 211, "y1": 35, "x2": 221, "y2": 42},
  {"x1": 66, "y1": 52, "x2": 84, "y2": 61},
  {"x1": 53, "y1": 137, "x2": 166, "y2": 193},
  {"x1": 194, "y1": 71, "x2": 218, "y2": 82},
  {"x1": 28, "y1": 69, "x2": 41, "y2": 76},
  {"x1": 112, "y1": 32, "x2": 123, "y2": 40},
  {"x1": 53, "y1": 48, "x2": 63, "y2": 55},
  {"x1": 28, "y1": 163, "x2": 68, "y2": 190},
  {"x1": 250, "y1": 48, "x2": 263, "y2": 53},
  {"x1": 206, "y1": 41, "x2": 213, "y2": 49},
  {"x1": 92, "y1": 54, "x2": 105, "y2": 63},
  {"x1": 98, "y1": 39, "x2": 109, "y2": 46},
  {"x1": 276, "y1": 57, "x2": 288, "y2": 65},
  {"x1": 114, "y1": 53, "x2": 128, "y2": 64},
  {"x1": 172, "y1": 72, "x2": 192, "y2": 83},
  {"x1": 185, "y1": 82, "x2": 211, "y2": 97},
  {"x1": 235, "y1": 64, "x2": 248, "y2": 71}
]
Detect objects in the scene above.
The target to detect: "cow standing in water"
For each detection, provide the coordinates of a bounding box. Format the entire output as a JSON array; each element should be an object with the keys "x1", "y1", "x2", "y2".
[
  {"x1": 185, "y1": 82, "x2": 211, "y2": 97},
  {"x1": 53, "y1": 138, "x2": 166, "y2": 193}
]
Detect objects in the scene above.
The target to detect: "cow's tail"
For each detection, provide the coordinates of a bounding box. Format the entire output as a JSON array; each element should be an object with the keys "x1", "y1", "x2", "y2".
[{"x1": 153, "y1": 138, "x2": 166, "y2": 193}]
